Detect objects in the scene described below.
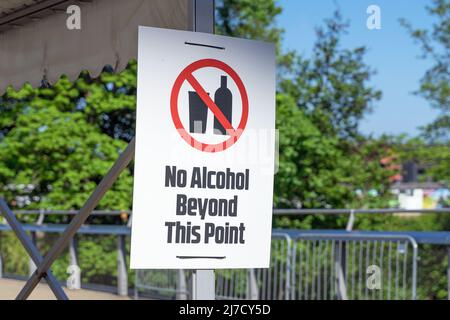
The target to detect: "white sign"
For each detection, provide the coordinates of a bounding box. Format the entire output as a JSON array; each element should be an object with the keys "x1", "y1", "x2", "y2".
[{"x1": 130, "y1": 26, "x2": 276, "y2": 269}]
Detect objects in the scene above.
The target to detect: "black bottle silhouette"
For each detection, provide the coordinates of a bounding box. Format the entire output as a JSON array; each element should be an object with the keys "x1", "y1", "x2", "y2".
[
  {"x1": 188, "y1": 91, "x2": 209, "y2": 133},
  {"x1": 214, "y1": 76, "x2": 233, "y2": 135}
]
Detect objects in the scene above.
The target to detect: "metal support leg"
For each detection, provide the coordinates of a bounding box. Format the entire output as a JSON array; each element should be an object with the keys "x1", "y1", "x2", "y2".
[
  {"x1": 0, "y1": 199, "x2": 68, "y2": 299},
  {"x1": 117, "y1": 235, "x2": 128, "y2": 296},
  {"x1": 192, "y1": 270, "x2": 215, "y2": 300},
  {"x1": 16, "y1": 138, "x2": 135, "y2": 300}
]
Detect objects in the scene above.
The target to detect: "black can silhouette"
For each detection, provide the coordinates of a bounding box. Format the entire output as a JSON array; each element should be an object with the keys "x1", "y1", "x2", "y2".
[
  {"x1": 188, "y1": 91, "x2": 209, "y2": 134},
  {"x1": 214, "y1": 76, "x2": 233, "y2": 135}
]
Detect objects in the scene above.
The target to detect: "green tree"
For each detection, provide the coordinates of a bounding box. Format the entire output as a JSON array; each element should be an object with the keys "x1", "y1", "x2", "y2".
[
  {"x1": 281, "y1": 11, "x2": 381, "y2": 140},
  {"x1": 217, "y1": 3, "x2": 392, "y2": 210},
  {"x1": 216, "y1": 0, "x2": 295, "y2": 72},
  {"x1": 276, "y1": 11, "x2": 391, "y2": 210},
  {"x1": 0, "y1": 70, "x2": 135, "y2": 210}
]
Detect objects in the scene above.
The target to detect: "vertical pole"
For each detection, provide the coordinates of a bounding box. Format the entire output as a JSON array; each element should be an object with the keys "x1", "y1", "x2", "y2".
[
  {"x1": 69, "y1": 237, "x2": 78, "y2": 268},
  {"x1": 177, "y1": 269, "x2": 188, "y2": 300},
  {"x1": 134, "y1": 271, "x2": 139, "y2": 300},
  {"x1": 189, "y1": 0, "x2": 216, "y2": 300},
  {"x1": 117, "y1": 235, "x2": 128, "y2": 296},
  {"x1": 69, "y1": 237, "x2": 80, "y2": 289},
  {"x1": 247, "y1": 269, "x2": 259, "y2": 299},
  {"x1": 192, "y1": 270, "x2": 215, "y2": 300},
  {"x1": 334, "y1": 242, "x2": 348, "y2": 300}
]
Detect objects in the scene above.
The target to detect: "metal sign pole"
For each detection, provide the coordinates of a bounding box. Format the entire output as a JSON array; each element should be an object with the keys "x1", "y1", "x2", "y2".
[{"x1": 189, "y1": 0, "x2": 216, "y2": 300}]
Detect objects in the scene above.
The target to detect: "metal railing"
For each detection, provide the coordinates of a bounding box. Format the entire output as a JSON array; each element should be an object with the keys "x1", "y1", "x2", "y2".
[
  {"x1": 134, "y1": 269, "x2": 190, "y2": 300},
  {"x1": 0, "y1": 208, "x2": 449, "y2": 299},
  {"x1": 214, "y1": 233, "x2": 292, "y2": 300},
  {"x1": 134, "y1": 232, "x2": 419, "y2": 300},
  {"x1": 0, "y1": 209, "x2": 131, "y2": 296},
  {"x1": 134, "y1": 233, "x2": 292, "y2": 300},
  {"x1": 291, "y1": 233, "x2": 418, "y2": 300}
]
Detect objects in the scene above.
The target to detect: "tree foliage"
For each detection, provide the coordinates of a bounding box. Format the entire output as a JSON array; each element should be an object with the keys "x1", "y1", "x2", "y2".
[
  {"x1": 280, "y1": 11, "x2": 381, "y2": 140},
  {"x1": 401, "y1": 0, "x2": 450, "y2": 142},
  {"x1": 0, "y1": 0, "x2": 448, "y2": 300},
  {"x1": 0, "y1": 1, "x2": 392, "y2": 212},
  {"x1": 0, "y1": 69, "x2": 136, "y2": 210}
]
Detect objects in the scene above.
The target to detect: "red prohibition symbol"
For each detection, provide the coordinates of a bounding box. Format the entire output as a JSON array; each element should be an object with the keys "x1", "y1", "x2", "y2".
[{"x1": 170, "y1": 59, "x2": 249, "y2": 153}]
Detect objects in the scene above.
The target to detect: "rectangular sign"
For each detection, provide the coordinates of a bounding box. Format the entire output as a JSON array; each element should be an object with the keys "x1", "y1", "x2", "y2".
[{"x1": 130, "y1": 26, "x2": 276, "y2": 269}]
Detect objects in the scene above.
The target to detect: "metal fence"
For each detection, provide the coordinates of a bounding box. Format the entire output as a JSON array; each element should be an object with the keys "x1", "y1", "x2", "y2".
[
  {"x1": 134, "y1": 233, "x2": 419, "y2": 300},
  {"x1": 1, "y1": 208, "x2": 449, "y2": 299},
  {"x1": 134, "y1": 233, "x2": 292, "y2": 300},
  {"x1": 134, "y1": 269, "x2": 190, "y2": 300},
  {"x1": 215, "y1": 233, "x2": 291, "y2": 300},
  {"x1": 291, "y1": 233, "x2": 418, "y2": 300}
]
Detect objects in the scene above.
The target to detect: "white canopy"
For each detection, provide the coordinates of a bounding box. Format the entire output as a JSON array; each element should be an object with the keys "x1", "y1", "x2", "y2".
[{"x1": 0, "y1": 0, "x2": 190, "y2": 93}]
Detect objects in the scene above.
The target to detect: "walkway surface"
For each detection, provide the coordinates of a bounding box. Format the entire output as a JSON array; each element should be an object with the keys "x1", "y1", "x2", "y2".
[{"x1": 0, "y1": 278, "x2": 131, "y2": 300}]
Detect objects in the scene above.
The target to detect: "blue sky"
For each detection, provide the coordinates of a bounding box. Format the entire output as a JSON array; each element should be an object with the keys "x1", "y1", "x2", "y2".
[{"x1": 276, "y1": 0, "x2": 440, "y2": 137}]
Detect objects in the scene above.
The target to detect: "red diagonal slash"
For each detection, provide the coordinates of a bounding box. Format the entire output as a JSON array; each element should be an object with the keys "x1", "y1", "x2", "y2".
[{"x1": 186, "y1": 73, "x2": 236, "y2": 136}]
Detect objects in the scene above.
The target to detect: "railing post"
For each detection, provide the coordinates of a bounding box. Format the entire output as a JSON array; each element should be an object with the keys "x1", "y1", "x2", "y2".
[
  {"x1": 117, "y1": 235, "x2": 128, "y2": 296},
  {"x1": 246, "y1": 269, "x2": 259, "y2": 300},
  {"x1": 346, "y1": 209, "x2": 355, "y2": 231},
  {"x1": 176, "y1": 269, "x2": 188, "y2": 300},
  {"x1": 69, "y1": 237, "x2": 78, "y2": 268},
  {"x1": 334, "y1": 241, "x2": 348, "y2": 300}
]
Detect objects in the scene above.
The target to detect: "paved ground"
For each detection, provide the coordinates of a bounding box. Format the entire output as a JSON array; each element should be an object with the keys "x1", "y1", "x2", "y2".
[{"x1": 0, "y1": 278, "x2": 131, "y2": 300}]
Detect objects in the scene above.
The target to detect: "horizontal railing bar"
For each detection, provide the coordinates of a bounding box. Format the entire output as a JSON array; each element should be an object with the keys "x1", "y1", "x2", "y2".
[
  {"x1": 1, "y1": 223, "x2": 450, "y2": 245},
  {"x1": 13, "y1": 210, "x2": 130, "y2": 215},
  {"x1": 9, "y1": 208, "x2": 450, "y2": 216},
  {"x1": 273, "y1": 229, "x2": 450, "y2": 245},
  {"x1": 273, "y1": 208, "x2": 450, "y2": 215}
]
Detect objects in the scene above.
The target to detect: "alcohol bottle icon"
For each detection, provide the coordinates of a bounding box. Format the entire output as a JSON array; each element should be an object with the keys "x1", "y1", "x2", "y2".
[
  {"x1": 188, "y1": 91, "x2": 209, "y2": 133},
  {"x1": 214, "y1": 76, "x2": 233, "y2": 135}
]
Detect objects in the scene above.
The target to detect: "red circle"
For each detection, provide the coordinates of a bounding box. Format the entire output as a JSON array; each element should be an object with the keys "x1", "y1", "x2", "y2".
[{"x1": 170, "y1": 59, "x2": 249, "y2": 153}]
